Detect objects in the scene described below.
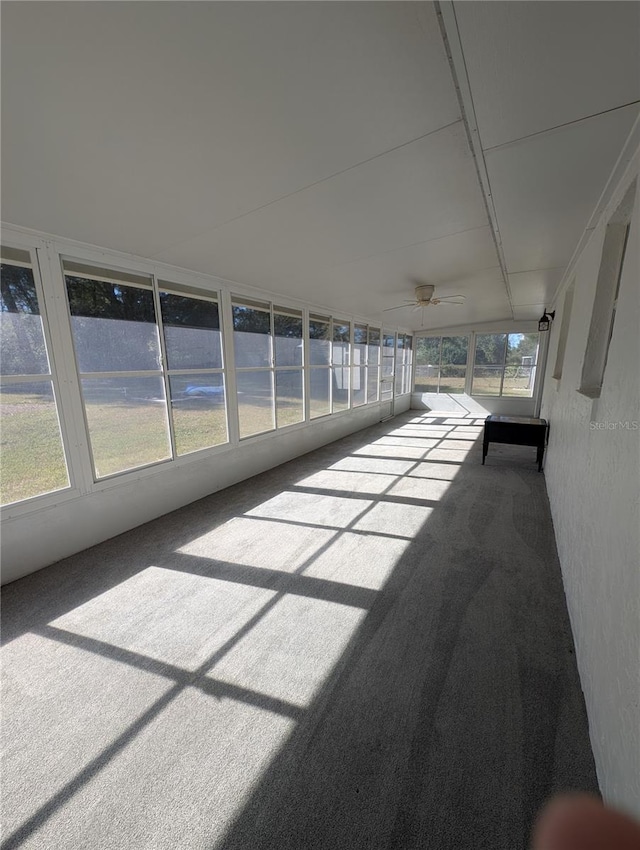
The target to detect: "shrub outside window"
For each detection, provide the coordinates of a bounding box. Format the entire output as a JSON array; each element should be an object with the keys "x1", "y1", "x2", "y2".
[
  {"x1": 472, "y1": 333, "x2": 539, "y2": 397},
  {"x1": 415, "y1": 336, "x2": 468, "y2": 394}
]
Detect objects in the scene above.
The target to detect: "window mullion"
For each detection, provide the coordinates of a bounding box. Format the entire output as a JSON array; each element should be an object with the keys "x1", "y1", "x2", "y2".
[
  {"x1": 220, "y1": 289, "x2": 240, "y2": 445},
  {"x1": 499, "y1": 333, "x2": 507, "y2": 396},
  {"x1": 39, "y1": 242, "x2": 95, "y2": 493},
  {"x1": 303, "y1": 309, "x2": 310, "y2": 421},
  {"x1": 152, "y1": 276, "x2": 178, "y2": 461},
  {"x1": 465, "y1": 334, "x2": 475, "y2": 395}
]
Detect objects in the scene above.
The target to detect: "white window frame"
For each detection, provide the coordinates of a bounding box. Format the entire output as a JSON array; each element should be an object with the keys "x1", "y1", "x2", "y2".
[
  {"x1": 552, "y1": 282, "x2": 575, "y2": 382},
  {"x1": 232, "y1": 297, "x2": 306, "y2": 439},
  {"x1": 471, "y1": 332, "x2": 541, "y2": 398},
  {"x1": 158, "y1": 282, "x2": 229, "y2": 457},
  {"x1": 273, "y1": 304, "x2": 305, "y2": 430},
  {"x1": 579, "y1": 180, "x2": 635, "y2": 398},
  {"x1": 0, "y1": 238, "x2": 82, "y2": 515},
  {"x1": 308, "y1": 312, "x2": 333, "y2": 420},
  {"x1": 414, "y1": 333, "x2": 470, "y2": 395},
  {"x1": 62, "y1": 257, "x2": 174, "y2": 481}
]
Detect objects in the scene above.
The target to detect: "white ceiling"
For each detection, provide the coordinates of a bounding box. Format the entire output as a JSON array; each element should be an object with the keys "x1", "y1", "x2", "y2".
[{"x1": 2, "y1": 1, "x2": 638, "y2": 330}]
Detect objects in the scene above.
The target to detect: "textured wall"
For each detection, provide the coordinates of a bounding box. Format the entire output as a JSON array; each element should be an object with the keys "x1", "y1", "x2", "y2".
[{"x1": 541, "y1": 159, "x2": 640, "y2": 815}]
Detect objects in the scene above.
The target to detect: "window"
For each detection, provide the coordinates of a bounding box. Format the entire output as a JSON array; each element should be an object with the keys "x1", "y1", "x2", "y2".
[
  {"x1": 232, "y1": 298, "x2": 274, "y2": 438},
  {"x1": 552, "y1": 282, "x2": 574, "y2": 381},
  {"x1": 64, "y1": 261, "x2": 171, "y2": 478},
  {"x1": 579, "y1": 180, "x2": 635, "y2": 398},
  {"x1": 309, "y1": 314, "x2": 331, "y2": 419},
  {"x1": 351, "y1": 323, "x2": 380, "y2": 408},
  {"x1": 394, "y1": 333, "x2": 413, "y2": 395},
  {"x1": 274, "y1": 307, "x2": 304, "y2": 428},
  {"x1": 159, "y1": 285, "x2": 227, "y2": 455},
  {"x1": 415, "y1": 335, "x2": 468, "y2": 393},
  {"x1": 1, "y1": 247, "x2": 69, "y2": 504},
  {"x1": 367, "y1": 327, "x2": 380, "y2": 403},
  {"x1": 394, "y1": 334, "x2": 405, "y2": 396},
  {"x1": 352, "y1": 324, "x2": 367, "y2": 408},
  {"x1": 381, "y1": 332, "x2": 395, "y2": 401},
  {"x1": 332, "y1": 320, "x2": 351, "y2": 413},
  {"x1": 232, "y1": 299, "x2": 304, "y2": 437},
  {"x1": 472, "y1": 332, "x2": 539, "y2": 397}
]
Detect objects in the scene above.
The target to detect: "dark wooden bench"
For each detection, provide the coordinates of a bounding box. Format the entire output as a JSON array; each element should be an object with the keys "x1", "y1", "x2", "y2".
[{"x1": 482, "y1": 415, "x2": 548, "y2": 471}]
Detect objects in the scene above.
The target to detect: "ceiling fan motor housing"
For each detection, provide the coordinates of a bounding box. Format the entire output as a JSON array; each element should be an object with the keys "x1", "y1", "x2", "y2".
[{"x1": 415, "y1": 284, "x2": 435, "y2": 303}]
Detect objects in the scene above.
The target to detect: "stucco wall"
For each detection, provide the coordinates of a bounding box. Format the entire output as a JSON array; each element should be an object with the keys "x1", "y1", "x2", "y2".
[{"x1": 541, "y1": 160, "x2": 640, "y2": 815}]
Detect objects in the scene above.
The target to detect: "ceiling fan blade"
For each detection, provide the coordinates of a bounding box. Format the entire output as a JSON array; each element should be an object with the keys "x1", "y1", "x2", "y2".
[
  {"x1": 383, "y1": 303, "x2": 415, "y2": 312},
  {"x1": 435, "y1": 295, "x2": 465, "y2": 304},
  {"x1": 411, "y1": 303, "x2": 424, "y2": 312}
]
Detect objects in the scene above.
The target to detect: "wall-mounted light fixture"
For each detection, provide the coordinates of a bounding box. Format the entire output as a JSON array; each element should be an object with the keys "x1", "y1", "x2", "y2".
[{"x1": 538, "y1": 309, "x2": 556, "y2": 332}]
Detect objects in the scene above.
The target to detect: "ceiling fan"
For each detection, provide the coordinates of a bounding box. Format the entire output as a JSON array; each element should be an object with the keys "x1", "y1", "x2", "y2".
[{"x1": 383, "y1": 284, "x2": 465, "y2": 313}]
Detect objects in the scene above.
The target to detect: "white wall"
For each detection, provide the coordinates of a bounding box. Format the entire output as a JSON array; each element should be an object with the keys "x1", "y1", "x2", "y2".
[
  {"x1": 541, "y1": 152, "x2": 640, "y2": 815},
  {"x1": 411, "y1": 393, "x2": 536, "y2": 417},
  {"x1": 1, "y1": 396, "x2": 410, "y2": 585}
]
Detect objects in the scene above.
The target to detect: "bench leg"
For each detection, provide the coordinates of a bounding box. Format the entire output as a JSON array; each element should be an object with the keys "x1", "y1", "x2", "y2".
[{"x1": 482, "y1": 439, "x2": 488, "y2": 465}]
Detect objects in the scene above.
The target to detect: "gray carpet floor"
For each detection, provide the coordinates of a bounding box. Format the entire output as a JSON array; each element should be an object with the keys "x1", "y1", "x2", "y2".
[{"x1": 1, "y1": 411, "x2": 598, "y2": 850}]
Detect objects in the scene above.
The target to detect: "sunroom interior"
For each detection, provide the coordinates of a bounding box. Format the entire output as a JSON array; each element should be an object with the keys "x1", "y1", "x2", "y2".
[{"x1": 1, "y1": 2, "x2": 639, "y2": 848}]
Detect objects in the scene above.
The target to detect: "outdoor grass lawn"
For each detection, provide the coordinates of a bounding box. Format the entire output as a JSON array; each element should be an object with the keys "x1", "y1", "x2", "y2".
[
  {"x1": 414, "y1": 374, "x2": 535, "y2": 396},
  {"x1": 1, "y1": 391, "x2": 69, "y2": 505},
  {"x1": 1, "y1": 390, "x2": 304, "y2": 504}
]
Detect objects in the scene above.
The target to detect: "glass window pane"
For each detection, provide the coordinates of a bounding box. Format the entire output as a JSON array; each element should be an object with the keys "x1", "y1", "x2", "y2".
[
  {"x1": 382, "y1": 355, "x2": 395, "y2": 378},
  {"x1": 352, "y1": 366, "x2": 366, "y2": 407},
  {"x1": 367, "y1": 329, "x2": 380, "y2": 366},
  {"x1": 275, "y1": 369, "x2": 303, "y2": 427},
  {"x1": 81, "y1": 377, "x2": 171, "y2": 477},
  {"x1": 232, "y1": 304, "x2": 270, "y2": 333},
  {"x1": 472, "y1": 333, "x2": 509, "y2": 395},
  {"x1": 66, "y1": 277, "x2": 160, "y2": 372},
  {"x1": 310, "y1": 368, "x2": 330, "y2": 418},
  {"x1": 0, "y1": 381, "x2": 69, "y2": 505},
  {"x1": 236, "y1": 370, "x2": 274, "y2": 438},
  {"x1": 428, "y1": 336, "x2": 467, "y2": 394},
  {"x1": 380, "y1": 379, "x2": 394, "y2": 401},
  {"x1": 332, "y1": 321, "x2": 350, "y2": 370},
  {"x1": 309, "y1": 318, "x2": 331, "y2": 366},
  {"x1": 502, "y1": 332, "x2": 539, "y2": 396},
  {"x1": 367, "y1": 366, "x2": 379, "y2": 402},
  {"x1": 472, "y1": 366, "x2": 503, "y2": 396},
  {"x1": 393, "y1": 336, "x2": 412, "y2": 394},
  {"x1": 353, "y1": 324, "x2": 367, "y2": 345},
  {"x1": 160, "y1": 293, "x2": 222, "y2": 370},
  {"x1": 404, "y1": 338, "x2": 413, "y2": 394},
  {"x1": 332, "y1": 321, "x2": 350, "y2": 343},
  {"x1": 1, "y1": 263, "x2": 49, "y2": 375},
  {"x1": 168, "y1": 373, "x2": 227, "y2": 455},
  {"x1": 353, "y1": 324, "x2": 367, "y2": 406},
  {"x1": 502, "y1": 366, "x2": 537, "y2": 397},
  {"x1": 440, "y1": 336, "x2": 468, "y2": 366},
  {"x1": 274, "y1": 313, "x2": 303, "y2": 367},
  {"x1": 439, "y1": 366, "x2": 467, "y2": 394},
  {"x1": 332, "y1": 364, "x2": 350, "y2": 412},
  {"x1": 474, "y1": 333, "x2": 507, "y2": 366},
  {"x1": 415, "y1": 337, "x2": 440, "y2": 392},
  {"x1": 233, "y1": 306, "x2": 271, "y2": 368}
]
